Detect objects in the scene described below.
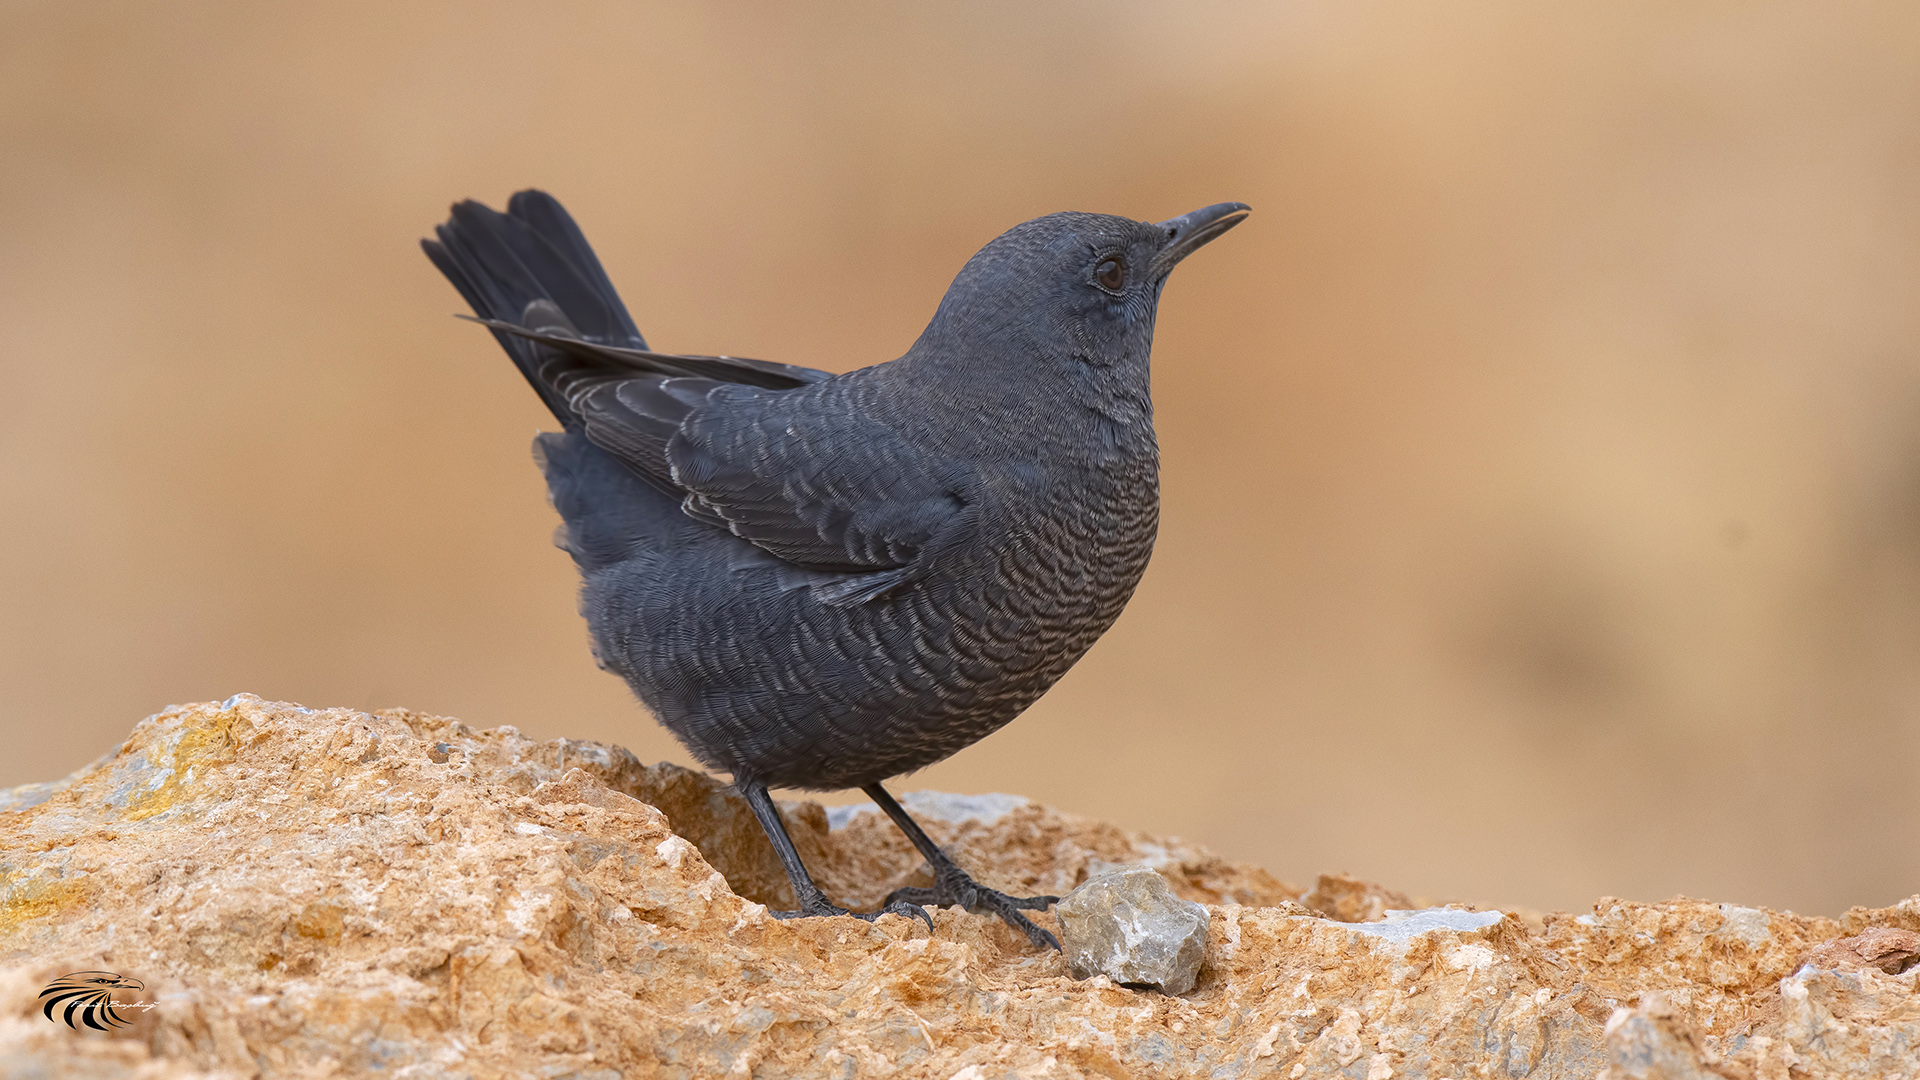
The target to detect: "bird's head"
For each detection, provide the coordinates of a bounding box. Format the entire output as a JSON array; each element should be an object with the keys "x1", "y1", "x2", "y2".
[{"x1": 915, "y1": 202, "x2": 1250, "y2": 381}]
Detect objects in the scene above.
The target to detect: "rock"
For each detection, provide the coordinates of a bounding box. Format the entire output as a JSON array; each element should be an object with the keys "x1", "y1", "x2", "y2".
[
  {"x1": 1302, "y1": 870, "x2": 1419, "y2": 922},
  {"x1": 810, "y1": 780, "x2": 1301, "y2": 915},
  {"x1": 576, "y1": 752, "x2": 836, "y2": 910},
  {"x1": 1804, "y1": 926, "x2": 1920, "y2": 975},
  {"x1": 1597, "y1": 995, "x2": 1723, "y2": 1080},
  {"x1": 827, "y1": 790, "x2": 1030, "y2": 830},
  {"x1": 1340, "y1": 905, "x2": 1506, "y2": 942},
  {"x1": 0, "y1": 696, "x2": 1916, "y2": 1078},
  {"x1": 1054, "y1": 868, "x2": 1211, "y2": 994}
]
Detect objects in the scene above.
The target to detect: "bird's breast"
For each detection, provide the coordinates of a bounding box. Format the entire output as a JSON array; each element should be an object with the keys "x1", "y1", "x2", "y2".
[{"x1": 965, "y1": 449, "x2": 1160, "y2": 653}]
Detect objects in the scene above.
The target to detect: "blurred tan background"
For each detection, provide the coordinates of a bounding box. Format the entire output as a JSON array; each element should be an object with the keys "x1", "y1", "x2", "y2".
[{"x1": 3, "y1": 1, "x2": 1917, "y2": 917}]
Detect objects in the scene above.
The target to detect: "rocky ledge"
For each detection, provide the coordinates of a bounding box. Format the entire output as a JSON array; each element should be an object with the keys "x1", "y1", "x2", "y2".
[{"x1": 0, "y1": 697, "x2": 1915, "y2": 1078}]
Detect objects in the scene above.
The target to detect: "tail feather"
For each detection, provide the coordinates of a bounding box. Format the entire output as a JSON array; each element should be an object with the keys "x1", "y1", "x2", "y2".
[
  {"x1": 425, "y1": 190, "x2": 838, "y2": 436},
  {"x1": 422, "y1": 192, "x2": 647, "y2": 423},
  {"x1": 505, "y1": 190, "x2": 644, "y2": 346}
]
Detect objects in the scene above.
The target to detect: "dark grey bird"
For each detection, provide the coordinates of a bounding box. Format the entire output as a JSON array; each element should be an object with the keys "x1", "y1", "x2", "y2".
[{"x1": 422, "y1": 191, "x2": 1248, "y2": 948}]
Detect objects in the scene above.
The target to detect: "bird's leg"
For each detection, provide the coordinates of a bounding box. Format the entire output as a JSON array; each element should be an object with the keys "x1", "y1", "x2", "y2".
[
  {"x1": 737, "y1": 778, "x2": 932, "y2": 930},
  {"x1": 862, "y1": 783, "x2": 1061, "y2": 950}
]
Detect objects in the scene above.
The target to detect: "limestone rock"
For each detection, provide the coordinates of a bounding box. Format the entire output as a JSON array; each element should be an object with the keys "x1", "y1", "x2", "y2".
[
  {"x1": 1055, "y1": 868, "x2": 1211, "y2": 995},
  {"x1": 1302, "y1": 870, "x2": 1418, "y2": 922},
  {"x1": 1597, "y1": 995, "x2": 1722, "y2": 1080},
  {"x1": 828, "y1": 790, "x2": 1031, "y2": 831},
  {"x1": 1804, "y1": 926, "x2": 1920, "y2": 975},
  {"x1": 812, "y1": 785, "x2": 1301, "y2": 914},
  {"x1": 0, "y1": 696, "x2": 1915, "y2": 1079}
]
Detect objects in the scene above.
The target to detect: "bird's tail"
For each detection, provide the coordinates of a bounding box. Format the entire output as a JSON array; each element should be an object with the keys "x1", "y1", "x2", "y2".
[{"x1": 422, "y1": 191, "x2": 644, "y2": 424}]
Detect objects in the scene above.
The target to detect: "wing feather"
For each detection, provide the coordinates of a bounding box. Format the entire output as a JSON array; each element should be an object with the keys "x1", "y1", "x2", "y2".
[
  {"x1": 463, "y1": 314, "x2": 965, "y2": 602},
  {"x1": 662, "y1": 383, "x2": 969, "y2": 585}
]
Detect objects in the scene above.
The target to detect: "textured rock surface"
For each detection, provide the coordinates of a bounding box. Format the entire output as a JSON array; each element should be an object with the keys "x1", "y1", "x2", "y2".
[
  {"x1": 0, "y1": 697, "x2": 1914, "y2": 1078},
  {"x1": 1055, "y1": 869, "x2": 1211, "y2": 995}
]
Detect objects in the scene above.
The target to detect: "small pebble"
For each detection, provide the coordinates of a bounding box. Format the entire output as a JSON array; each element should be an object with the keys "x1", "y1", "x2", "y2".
[{"x1": 1056, "y1": 867, "x2": 1210, "y2": 995}]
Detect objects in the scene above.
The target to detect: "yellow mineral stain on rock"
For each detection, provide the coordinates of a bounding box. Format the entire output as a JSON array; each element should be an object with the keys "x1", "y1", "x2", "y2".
[
  {"x1": 123, "y1": 705, "x2": 242, "y2": 823},
  {"x1": 290, "y1": 902, "x2": 345, "y2": 943},
  {"x1": 0, "y1": 876, "x2": 89, "y2": 934}
]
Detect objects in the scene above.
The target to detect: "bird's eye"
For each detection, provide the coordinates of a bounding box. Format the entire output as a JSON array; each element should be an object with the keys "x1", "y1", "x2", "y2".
[{"x1": 1095, "y1": 256, "x2": 1126, "y2": 293}]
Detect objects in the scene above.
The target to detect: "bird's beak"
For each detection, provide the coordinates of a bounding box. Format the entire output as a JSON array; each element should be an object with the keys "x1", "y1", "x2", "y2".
[{"x1": 1151, "y1": 202, "x2": 1251, "y2": 277}]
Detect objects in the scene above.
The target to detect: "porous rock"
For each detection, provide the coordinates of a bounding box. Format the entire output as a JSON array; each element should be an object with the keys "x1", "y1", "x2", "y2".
[
  {"x1": 1055, "y1": 868, "x2": 1210, "y2": 995},
  {"x1": 0, "y1": 696, "x2": 1914, "y2": 1078},
  {"x1": 1301, "y1": 870, "x2": 1419, "y2": 923}
]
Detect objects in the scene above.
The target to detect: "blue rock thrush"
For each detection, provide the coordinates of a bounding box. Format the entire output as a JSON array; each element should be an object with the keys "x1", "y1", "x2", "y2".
[{"x1": 423, "y1": 191, "x2": 1249, "y2": 948}]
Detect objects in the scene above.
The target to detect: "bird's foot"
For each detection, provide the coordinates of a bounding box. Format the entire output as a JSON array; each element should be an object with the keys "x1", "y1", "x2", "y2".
[
  {"x1": 770, "y1": 892, "x2": 933, "y2": 932},
  {"x1": 884, "y1": 863, "x2": 1061, "y2": 950}
]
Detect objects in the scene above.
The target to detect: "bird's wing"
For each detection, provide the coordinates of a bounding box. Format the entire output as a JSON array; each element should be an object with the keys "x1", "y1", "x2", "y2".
[
  {"x1": 468, "y1": 316, "x2": 833, "y2": 389},
  {"x1": 671, "y1": 383, "x2": 971, "y2": 572},
  {"x1": 545, "y1": 361, "x2": 971, "y2": 604}
]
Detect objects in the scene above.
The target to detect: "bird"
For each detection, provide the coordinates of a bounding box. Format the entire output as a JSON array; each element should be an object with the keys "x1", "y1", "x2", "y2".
[{"x1": 422, "y1": 191, "x2": 1248, "y2": 948}]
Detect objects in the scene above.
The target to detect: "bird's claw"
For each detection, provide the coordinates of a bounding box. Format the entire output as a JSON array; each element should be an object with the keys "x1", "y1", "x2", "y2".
[
  {"x1": 883, "y1": 868, "x2": 1062, "y2": 950},
  {"x1": 877, "y1": 899, "x2": 937, "y2": 930},
  {"x1": 770, "y1": 894, "x2": 934, "y2": 932}
]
